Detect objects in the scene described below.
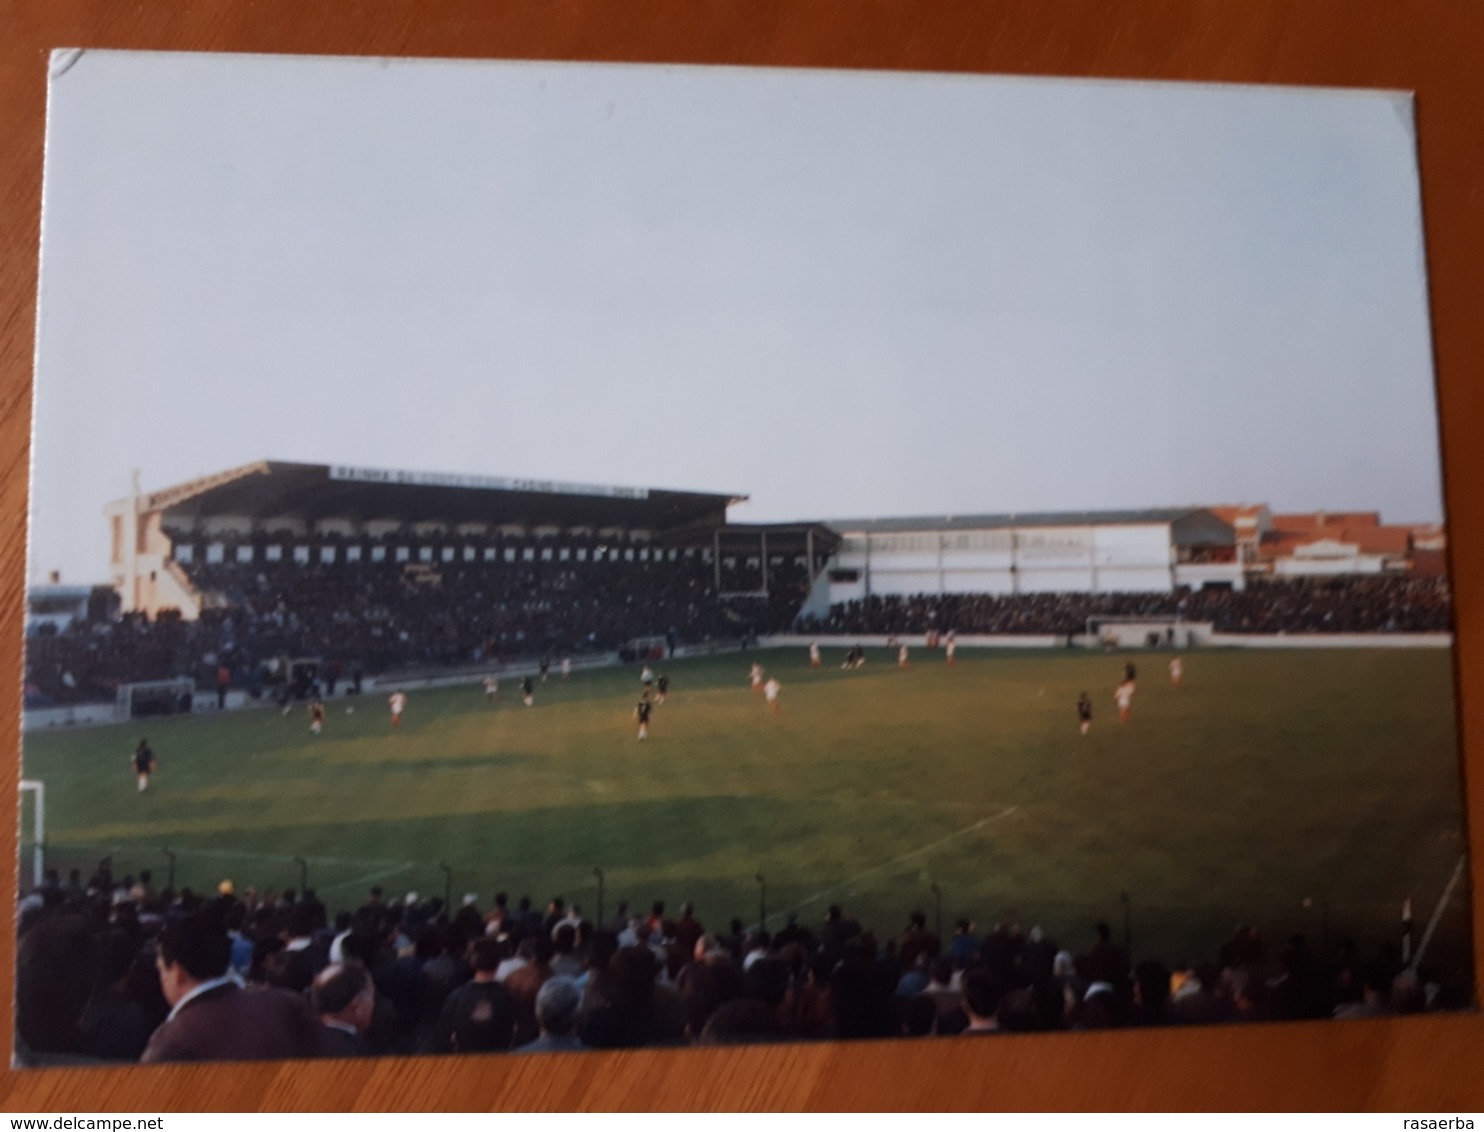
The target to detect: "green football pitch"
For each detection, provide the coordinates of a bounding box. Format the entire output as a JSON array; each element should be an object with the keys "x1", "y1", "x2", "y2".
[{"x1": 19, "y1": 646, "x2": 1471, "y2": 969}]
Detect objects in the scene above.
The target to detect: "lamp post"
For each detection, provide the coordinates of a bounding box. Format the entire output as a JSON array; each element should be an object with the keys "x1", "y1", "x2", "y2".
[
  {"x1": 930, "y1": 882, "x2": 943, "y2": 942},
  {"x1": 293, "y1": 856, "x2": 308, "y2": 895},
  {"x1": 755, "y1": 872, "x2": 766, "y2": 932},
  {"x1": 161, "y1": 848, "x2": 177, "y2": 893},
  {"x1": 439, "y1": 861, "x2": 452, "y2": 914},
  {"x1": 593, "y1": 867, "x2": 605, "y2": 927}
]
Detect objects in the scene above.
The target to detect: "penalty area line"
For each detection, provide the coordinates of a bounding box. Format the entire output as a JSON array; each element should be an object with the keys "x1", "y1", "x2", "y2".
[
  {"x1": 773, "y1": 805, "x2": 1020, "y2": 926},
  {"x1": 1412, "y1": 853, "x2": 1467, "y2": 971}
]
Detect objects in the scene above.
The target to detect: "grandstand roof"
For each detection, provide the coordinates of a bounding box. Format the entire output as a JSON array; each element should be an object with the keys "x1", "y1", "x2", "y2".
[
  {"x1": 822, "y1": 508, "x2": 1235, "y2": 546},
  {"x1": 129, "y1": 461, "x2": 744, "y2": 531}
]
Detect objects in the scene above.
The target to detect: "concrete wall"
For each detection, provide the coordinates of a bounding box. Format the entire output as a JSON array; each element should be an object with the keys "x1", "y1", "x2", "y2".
[{"x1": 763, "y1": 631, "x2": 1451, "y2": 651}]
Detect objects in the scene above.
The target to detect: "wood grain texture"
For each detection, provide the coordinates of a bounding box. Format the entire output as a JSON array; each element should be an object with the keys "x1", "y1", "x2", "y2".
[{"x1": 1, "y1": 0, "x2": 1481, "y2": 1111}]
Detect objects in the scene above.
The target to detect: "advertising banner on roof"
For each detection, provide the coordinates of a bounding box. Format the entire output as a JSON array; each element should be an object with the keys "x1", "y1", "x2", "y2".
[{"x1": 327, "y1": 465, "x2": 649, "y2": 500}]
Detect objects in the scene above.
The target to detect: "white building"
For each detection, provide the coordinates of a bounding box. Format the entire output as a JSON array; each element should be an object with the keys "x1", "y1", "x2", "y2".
[
  {"x1": 807, "y1": 509, "x2": 1239, "y2": 610},
  {"x1": 25, "y1": 585, "x2": 94, "y2": 635}
]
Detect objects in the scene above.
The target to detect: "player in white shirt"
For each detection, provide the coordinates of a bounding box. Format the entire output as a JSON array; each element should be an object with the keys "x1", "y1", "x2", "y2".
[
  {"x1": 389, "y1": 690, "x2": 407, "y2": 729},
  {"x1": 640, "y1": 665, "x2": 654, "y2": 689},
  {"x1": 750, "y1": 663, "x2": 764, "y2": 691},
  {"x1": 561, "y1": 657, "x2": 571, "y2": 681},
  {"x1": 945, "y1": 632, "x2": 957, "y2": 667},
  {"x1": 809, "y1": 642, "x2": 821, "y2": 668},
  {"x1": 763, "y1": 677, "x2": 782, "y2": 713},
  {"x1": 482, "y1": 676, "x2": 499, "y2": 701},
  {"x1": 1114, "y1": 680, "x2": 1135, "y2": 723},
  {"x1": 1169, "y1": 656, "x2": 1183, "y2": 687},
  {"x1": 898, "y1": 644, "x2": 909, "y2": 669}
]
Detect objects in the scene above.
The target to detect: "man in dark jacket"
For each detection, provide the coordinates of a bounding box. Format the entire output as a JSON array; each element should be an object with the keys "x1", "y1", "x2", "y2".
[
  {"x1": 311, "y1": 961, "x2": 375, "y2": 1057},
  {"x1": 141, "y1": 911, "x2": 321, "y2": 1063}
]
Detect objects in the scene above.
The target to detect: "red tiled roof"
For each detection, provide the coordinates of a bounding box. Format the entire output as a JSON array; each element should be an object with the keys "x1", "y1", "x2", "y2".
[
  {"x1": 1257, "y1": 525, "x2": 1411, "y2": 559},
  {"x1": 1271, "y1": 511, "x2": 1380, "y2": 531}
]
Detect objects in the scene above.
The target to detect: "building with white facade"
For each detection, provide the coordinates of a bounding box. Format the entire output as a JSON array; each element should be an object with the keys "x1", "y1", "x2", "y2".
[{"x1": 808, "y1": 509, "x2": 1240, "y2": 611}]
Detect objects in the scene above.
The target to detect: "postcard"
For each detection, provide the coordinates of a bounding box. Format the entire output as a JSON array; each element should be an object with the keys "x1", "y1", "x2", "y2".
[{"x1": 15, "y1": 50, "x2": 1467, "y2": 1064}]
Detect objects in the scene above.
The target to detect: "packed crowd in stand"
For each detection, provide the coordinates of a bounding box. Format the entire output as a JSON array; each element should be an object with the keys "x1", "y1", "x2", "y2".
[
  {"x1": 808, "y1": 577, "x2": 1453, "y2": 637},
  {"x1": 15, "y1": 867, "x2": 1460, "y2": 1065},
  {"x1": 26, "y1": 566, "x2": 1452, "y2": 708},
  {"x1": 24, "y1": 545, "x2": 817, "y2": 705}
]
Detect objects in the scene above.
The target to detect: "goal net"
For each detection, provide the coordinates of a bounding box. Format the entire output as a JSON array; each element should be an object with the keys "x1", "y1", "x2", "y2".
[
  {"x1": 620, "y1": 637, "x2": 668, "y2": 662},
  {"x1": 1084, "y1": 615, "x2": 1191, "y2": 649},
  {"x1": 116, "y1": 677, "x2": 196, "y2": 721}
]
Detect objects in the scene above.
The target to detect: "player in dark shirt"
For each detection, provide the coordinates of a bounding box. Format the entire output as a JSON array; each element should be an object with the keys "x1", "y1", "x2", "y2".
[
  {"x1": 539, "y1": 654, "x2": 551, "y2": 683},
  {"x1": 132, "y1": 740, "x2": 157, "y2": 793},
  {"x1": 656, "y1": 674, "x2": 669, "y2": 704},
  {"x1": 521, "y1": 676, "x2": 535, "y2": 707},
  {"x1": 1124, "y1": 662, "x2": 1137, "y2": 684},
  {"x1": 635, "y1": 694, "x2": 653, "y2": 741},
  {"x1": 1077, "y1": 693, "x2": 1093, "y2": 737}
]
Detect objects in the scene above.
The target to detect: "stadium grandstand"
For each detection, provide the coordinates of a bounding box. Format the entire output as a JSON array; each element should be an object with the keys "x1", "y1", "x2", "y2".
[
  {"x1": 21, "y1": 461, "x2": 1449, "y2": 711},
  {"x1": 26, "y1": 461, "x2": 835, "y2": 710}
]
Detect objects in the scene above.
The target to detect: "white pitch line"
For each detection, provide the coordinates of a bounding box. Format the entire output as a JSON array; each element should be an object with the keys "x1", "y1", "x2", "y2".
[
  {"x1": 774, "y1": 805, "x2": 1019, "y2": 924},
  {"x1": 1412, "y1": 853, "x2": 1467, "y2": 970},
  {"x1": 316, "y1": 862, "x2": 415, "y2": 895}
]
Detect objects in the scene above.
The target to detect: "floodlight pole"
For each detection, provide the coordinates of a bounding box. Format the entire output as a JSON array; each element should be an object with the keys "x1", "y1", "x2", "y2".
[
  {"x1": 755, "y1": 872, "x2": 766, "y2": 932},
  {"x1": 293, "y1": 856, "x2": 308, "y2": 894},
  {"x1": 593, "y1": 867, "x2": 605, "y2": 927},
  {"x1": 162, "y1": 848, "x2": 177, "y2": 893},
  {"x1": 439, "y1": 861, "x2": 453, "y2": 914},
  {"x1": 930, "y1": 882, "x2": 943, "y2": 943}
]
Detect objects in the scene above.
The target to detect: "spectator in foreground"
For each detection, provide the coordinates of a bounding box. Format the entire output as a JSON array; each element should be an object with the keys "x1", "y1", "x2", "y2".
[
  {"x1": 312, "y1": 961, "x2": 375, "y2": 1057},
  {"x1": 959, "y1": 971, "x2": 1001, "y2": 1035},
  {"x1": 516, "y1": 976, "x2": 586, "y2": 1054},
  {"x1": 431, "y1": 937, "x2": 518, "y2": 1054},
  {"x1": 142, "y1": 912, "x2": 321, "y2": 1063}
]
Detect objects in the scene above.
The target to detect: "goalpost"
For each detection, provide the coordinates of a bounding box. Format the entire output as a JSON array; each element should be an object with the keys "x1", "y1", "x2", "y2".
[
  {"x1": 622, "y1": 637, "x2": 668, "y2": 662},
  {"x1": 18, "y1": 779, "x2": 44, "y2": 890},
  {"x1": 115, "y1": 677, "x2": 196, "y2": 721},
  {"x1": 1084, "y1": 615, "x2": 1195, "y2": 649}
]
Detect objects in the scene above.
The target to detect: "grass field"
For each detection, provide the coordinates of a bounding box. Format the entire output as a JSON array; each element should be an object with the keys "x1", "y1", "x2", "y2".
[{"x1": 19, "y1": 646, "x2": 1472, "y2": 971}]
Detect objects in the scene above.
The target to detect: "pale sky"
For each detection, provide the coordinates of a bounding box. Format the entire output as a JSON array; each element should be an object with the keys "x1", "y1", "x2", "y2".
[{"x1": 30, "y1": 51, "x2": 1442, "y2": 584}]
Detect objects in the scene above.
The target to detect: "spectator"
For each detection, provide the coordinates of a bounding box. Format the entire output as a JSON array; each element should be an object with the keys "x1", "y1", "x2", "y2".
[
  {"x1": 505, "y1": 935, "x2": 555, "y2": 1046},
  {"x1": 312, "y1": 962, "x2": 375, "y2": 1057},
  {"x1": 430, "y1": 938, "x2": 517, "y2": 1054},
  {"x1": 551, "y1": 923, "x2": 583, "y2": 979},
  {"x1": 516, "y1": 976, "x2": 586, "y2": 1054},
  {"x1": 142, "y1": 911, "x2": 321, "y2": 1063},
  {"x1": 959, "y1": 971, "x2": 1001, "y2": 1034}
]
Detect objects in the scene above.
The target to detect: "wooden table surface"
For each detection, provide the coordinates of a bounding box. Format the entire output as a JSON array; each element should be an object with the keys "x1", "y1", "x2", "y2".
[{"x1": 1, "y1": 0, "x2": 1481, "y2": 1111}]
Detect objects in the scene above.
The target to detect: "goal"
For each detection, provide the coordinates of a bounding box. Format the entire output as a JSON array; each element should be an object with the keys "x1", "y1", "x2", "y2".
[
  {"x1": 115, "y1": 677, "x2": 196, "y2": 721},
  {"x1": 620, "y1": 637, "x2": 668, "y2": 662},
  {"x1": 1084, "y1": 615, "x2": 1196, "y2": 649},
  {"x1": 18, "y1": 779, "x2": 44, "y2": 890}
]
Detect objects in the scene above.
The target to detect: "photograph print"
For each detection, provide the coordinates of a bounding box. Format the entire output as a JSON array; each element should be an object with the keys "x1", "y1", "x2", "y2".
[{"x1": 14, "y1": 50, "x2": 1470, "y2": 1066}]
